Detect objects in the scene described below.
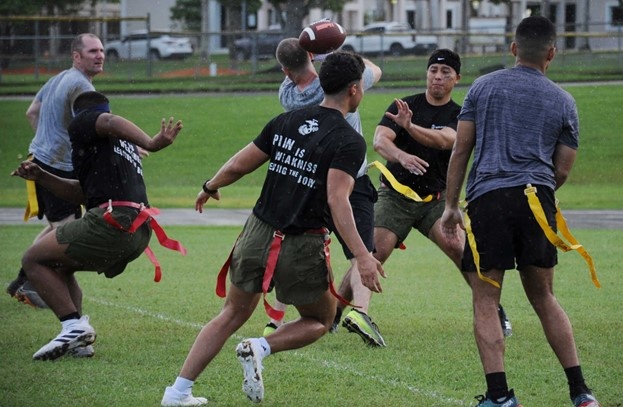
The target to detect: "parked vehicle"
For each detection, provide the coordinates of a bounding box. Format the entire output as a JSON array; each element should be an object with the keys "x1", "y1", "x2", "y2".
[
  {"x1": 105, "y1": 30, "x2": 194, "y2": 61},
  {"x1": 230, "y1": 29, "x2": 283, "y2": 61},
  {"x1": 340, "y1": 22, "x2": 437, "y2": 56}
]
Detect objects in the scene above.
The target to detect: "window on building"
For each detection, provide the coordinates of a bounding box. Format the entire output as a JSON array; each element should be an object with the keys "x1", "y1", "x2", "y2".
[
  {"x1": 446, "y1": 10, "x2": 453, "y2": 29},
  {"x1": 611, "y1": 5, "x2": 623, "y2": 26},
  {"x1": 606, "y1": 1, "x2": 623, "y2": 30}
]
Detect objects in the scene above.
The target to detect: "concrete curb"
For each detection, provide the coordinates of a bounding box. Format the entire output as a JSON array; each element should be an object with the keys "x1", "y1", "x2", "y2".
[{"x1": 1, "y1": 208, "x2": 622, "y2": 229}]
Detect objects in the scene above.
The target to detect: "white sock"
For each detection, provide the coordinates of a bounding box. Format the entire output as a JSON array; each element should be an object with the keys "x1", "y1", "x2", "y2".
[
  {"x1": 172, "y1": 377, "x2": 194, "y2": 395},
  {"x1": 258, "y1": 337, "x2": 271, "y2": 358},
  {"x1": 61, "y1": 318, "x2": 80, "y2": 330}
]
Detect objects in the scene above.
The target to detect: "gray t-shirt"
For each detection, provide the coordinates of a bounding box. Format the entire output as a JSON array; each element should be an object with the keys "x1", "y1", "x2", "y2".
[
  {"x1": 278, "y1": 67, "x2": 376, "y2": 177},
  {"x1": 28, "y1": 67, "x2": 95, "y2": 171},
  {"x1": 459, "y1": 65, "x2": 579, "y2": 201}
]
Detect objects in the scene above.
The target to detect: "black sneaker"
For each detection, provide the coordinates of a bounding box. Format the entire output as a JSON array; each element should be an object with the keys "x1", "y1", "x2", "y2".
[
  {"x1": 342, "y1": 308, "x2": 386, "y2": 347},
  {"x1": 15, "y1": 281, "x2": 49, "y2": 309},
  {"x1": 6, "y1": 272, "x2": 28, "y2": 297},
  {"x1": 330, "y1": 307, "x2": 342, "y2": 333},
  {"x1": 498, "y1": 305, "x2": 512, "y2": 337}
]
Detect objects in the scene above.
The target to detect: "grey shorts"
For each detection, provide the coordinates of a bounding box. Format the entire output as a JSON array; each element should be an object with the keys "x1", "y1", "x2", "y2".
[
  {"x1": 374, "y1": 185, "x2": 445, "y2": 245},
  {"x1": 56, "y1": 207, "x2": 152, "y2": 278},
  {"x1": 229, "y1": 214, "x2": 329, "y2": 306}
]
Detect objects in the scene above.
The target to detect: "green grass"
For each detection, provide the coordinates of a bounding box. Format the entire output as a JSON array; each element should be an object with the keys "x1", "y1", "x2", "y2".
[
  {"x1": 2, "y1": 50, "x2": 623, "y2": 95},
  {"x1": 1, "y1": 84, "x2": 622, "y2": 209},
  {"x1": 1, "y1": 225, "x2": 621, "y2": 406}
]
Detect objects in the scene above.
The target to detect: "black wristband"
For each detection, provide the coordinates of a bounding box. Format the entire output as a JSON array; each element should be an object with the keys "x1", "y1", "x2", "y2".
[{"x1": 202, "y1": 179, "x2": 218, "y2": 194}]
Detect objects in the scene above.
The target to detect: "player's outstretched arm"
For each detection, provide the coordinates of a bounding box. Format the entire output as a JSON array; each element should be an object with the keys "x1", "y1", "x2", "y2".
[
  {"x1": 95, "y1": 114, "x2": 183, "y2": 152},
  {"x1": 373, "y1": 124, "x2": 429, "y2": 175},
  {"x1": 11, "y1": 161, "x2": 85, "y2": 204},
  {"x1": 195, "y1": 142, "x2": 269, "y2": 213}
]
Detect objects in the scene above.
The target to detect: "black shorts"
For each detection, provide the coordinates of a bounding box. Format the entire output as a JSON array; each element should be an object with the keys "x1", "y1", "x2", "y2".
[
  {"x1": 325, "y1": 174, "x2": 376, "y2": 259},
  {"x1": 32, "y1": 157, "x2": 82, "y2": 222},
  {"x1": 462, "y1": 185, "x2": 558, "y2": 272}
]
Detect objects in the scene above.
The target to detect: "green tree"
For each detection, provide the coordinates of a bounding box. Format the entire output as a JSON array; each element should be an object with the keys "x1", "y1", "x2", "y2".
[
  {"x1": 170, "y1": 0, "x2": 202, "y2": 31},
  {"x1": 267, "y1": 0, "x2": 348, "y2": 37},
  {"x1": 0, "y1": 0, "x2": 89, "y2": 69}
]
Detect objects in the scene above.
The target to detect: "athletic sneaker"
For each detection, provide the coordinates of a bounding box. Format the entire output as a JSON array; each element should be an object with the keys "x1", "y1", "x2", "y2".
[
  {"x1": 262, "y1": 322, "x2": 278, "y2": 337},
  {"x1": 66, "y1": 344, "x2": 95, "y2": 358},
  {"x1": 236, "y1": 339, "x2": 264, "y2": 403},
  {"x1": 329, "y1": 307, "x2": 342, "y2": 333},
  {"x1": 572, "y1": 393, "x2": 601, "y2": 407},
  {"x1": 342, "y1": 309, "x2": 386, "y2": 347},
  {"x1": 33, "y1": 315, "x2": 96, "y2": 361},
  {"x1": 6, "y1": 272, "x2": 27, "y2": 297},
  {"x1": 498, "y1": 305, "x2": 512, "y2": 337},
  {"x1": 474, "y1": 389, "x2": 523, "y2": 407},
  {"x1": 15, "y1": 281, "x2": 48, "y2": 309},
  {"x1": 161, "y1": 386, "x2": 208, "y2": 406}
]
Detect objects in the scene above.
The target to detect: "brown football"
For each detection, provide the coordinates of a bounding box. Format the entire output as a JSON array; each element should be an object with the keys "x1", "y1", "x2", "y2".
[{"x1": 299, "y1": 20, "x2": 347, "y2": 54}]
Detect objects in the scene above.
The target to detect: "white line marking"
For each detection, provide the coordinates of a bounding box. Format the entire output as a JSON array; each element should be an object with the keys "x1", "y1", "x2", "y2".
[{"x1": 88, "y1": 296, "x2": 467, "y2": 406}]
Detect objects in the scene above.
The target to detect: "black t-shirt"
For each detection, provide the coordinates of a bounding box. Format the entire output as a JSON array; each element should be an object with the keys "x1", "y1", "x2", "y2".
[
  {"x1": 253, "y1": 105, "x2": 366, "y2": 234},
  {"x1": 378, "y1": 93, "x2": 461, "y2": 196},
  {"x1": 68, "y1": 111, "x2": 148, "y2": 209}
]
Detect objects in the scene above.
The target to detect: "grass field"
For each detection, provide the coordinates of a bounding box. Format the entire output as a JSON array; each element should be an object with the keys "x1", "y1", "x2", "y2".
[
  {"x1": 0, "y1": 82, "x2": 621, "y2": 406},
  {"x1": 1, "y1": 84, "x2": 622, "y2": 209},
  {"x1": 1, "y1": 225, "x2": 621, "y2": 406}
]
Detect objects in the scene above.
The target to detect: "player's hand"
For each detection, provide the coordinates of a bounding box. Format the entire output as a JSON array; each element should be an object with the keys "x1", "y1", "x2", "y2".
[
  {"x1": 384, "y1": 99, "x2": 413, "y2": 130},
  {"x1": 195, "y1": 189, "x2": 220, "y2": 213},
  {"x1": 356, "y1": 253, "x2": 385, "y2": 293},
  {"x1": 398, "y1": 151, "x2": 428, "y2": 175},
  {"x1": 440, "y1": 207, "x2": 465, "y2": 237},
  {"x1": 137, "y1": 146, "x2": 150, "y2": 159},
  {"x1": 151, "y1": 117, "x2": 183, "y2": 151},
  {"x1": 11, "y1": 160, "x2": 42, "y2": 181}
]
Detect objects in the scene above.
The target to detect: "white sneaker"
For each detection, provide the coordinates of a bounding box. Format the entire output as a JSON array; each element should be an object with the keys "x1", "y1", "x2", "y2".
[
  {"x1": 33, "y1": 315, "x2": 96, "y2": 361},
  {"x1": 236, "y1": 339, "x2": 264, "y2": 403},
  {"x1": 161, "y1": 386, "x2": 208, "y2": 406},
  {"x1": 67, "y1": 344, "x2": 95, "y2": 358}
]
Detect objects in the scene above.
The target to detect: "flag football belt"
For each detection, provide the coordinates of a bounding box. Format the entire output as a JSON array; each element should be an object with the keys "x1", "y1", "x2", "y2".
[
  {"x1": 98, "y1": 200, "x2": 187, "y2": 282},
  {"x1": 367, "y1": 160, "x2": 439, "y2": 203},
  {"x1": 464, "y1": 184, "x2": 600, "y2": 289},
  {"x1": 216, "y1": 228, "x2": 356, "y2": 320},
  {"x1": 23, "y1": 154, "x2": 39, "y2": 221}
]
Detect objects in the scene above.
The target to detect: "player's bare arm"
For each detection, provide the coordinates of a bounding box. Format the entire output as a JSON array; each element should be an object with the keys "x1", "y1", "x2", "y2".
[
  {"x1": 384, "y1": 99, "x2": 456, "y2": 150},
  {"x1": 552, "y1": 143, "x2": 577, "y2": 190},
  {"x1": 441, "y1": 120, "x2": 475, "y2": 237},
  {"x1": 12, "y1": 161, "x2": 85, "y2": 204},
  {"x1": 373, "y1": 124, "x2": 429, "y2": 175},
  {"x1": 327, "y1": 168, "x2": 385, "y2": 293},
  {"x1": 95, "y1": 114, "x2": 183, "y2": 152},
  {"x1": 195, "y1": 142, "x2": 269, "y2": 213}
]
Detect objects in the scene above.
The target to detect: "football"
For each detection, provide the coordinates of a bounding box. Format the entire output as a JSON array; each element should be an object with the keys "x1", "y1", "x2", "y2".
[{"x1": 299, "y1": 20, "x2": 347, "y2": 54}]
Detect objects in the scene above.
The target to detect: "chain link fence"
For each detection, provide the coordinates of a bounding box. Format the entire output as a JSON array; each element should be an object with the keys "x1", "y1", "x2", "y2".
[{"x1": 1, "y1": 16, "x2": 622, "y2": 82}]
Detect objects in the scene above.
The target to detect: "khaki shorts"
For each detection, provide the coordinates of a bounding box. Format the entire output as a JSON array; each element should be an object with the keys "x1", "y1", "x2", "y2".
[
  {"x1": 229, "y1": 214, "x2": 329, "y2": 305},
  {"x1": 374, "y1": 186, "x2": 445, "y2": 245},
  {"x1": 56, "y1": 207, "x2": 152, "y2": 278}
]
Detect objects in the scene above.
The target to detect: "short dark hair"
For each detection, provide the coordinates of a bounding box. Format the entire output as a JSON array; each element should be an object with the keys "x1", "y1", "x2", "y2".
[
  {"x1": 276, "y1": 38, "x2": 309, "y2": 71},
  {"x1": 515, "y1": 16, "x2": 556, "y2": 63},
  {"x1": 318, "y1": 51, "x2": 365, "y2": 95},
  {"x1": 73, "y1": 91, "x2": 110, "y2": 116}
]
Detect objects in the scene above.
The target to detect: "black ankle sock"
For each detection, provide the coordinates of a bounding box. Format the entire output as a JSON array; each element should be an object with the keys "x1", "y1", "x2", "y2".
[
  {"x1": 565, "y1": 366, "x2": 591, "y2": 399},
  {"x1": 485, "y1": 372, "x2": 509, "y2": 401},
  {"x1": 59, "y1": 312, "x2": 81, "y2": 322},
  {"x1": 18, "y1": 268, "x2": 27, "y2": 278}
]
